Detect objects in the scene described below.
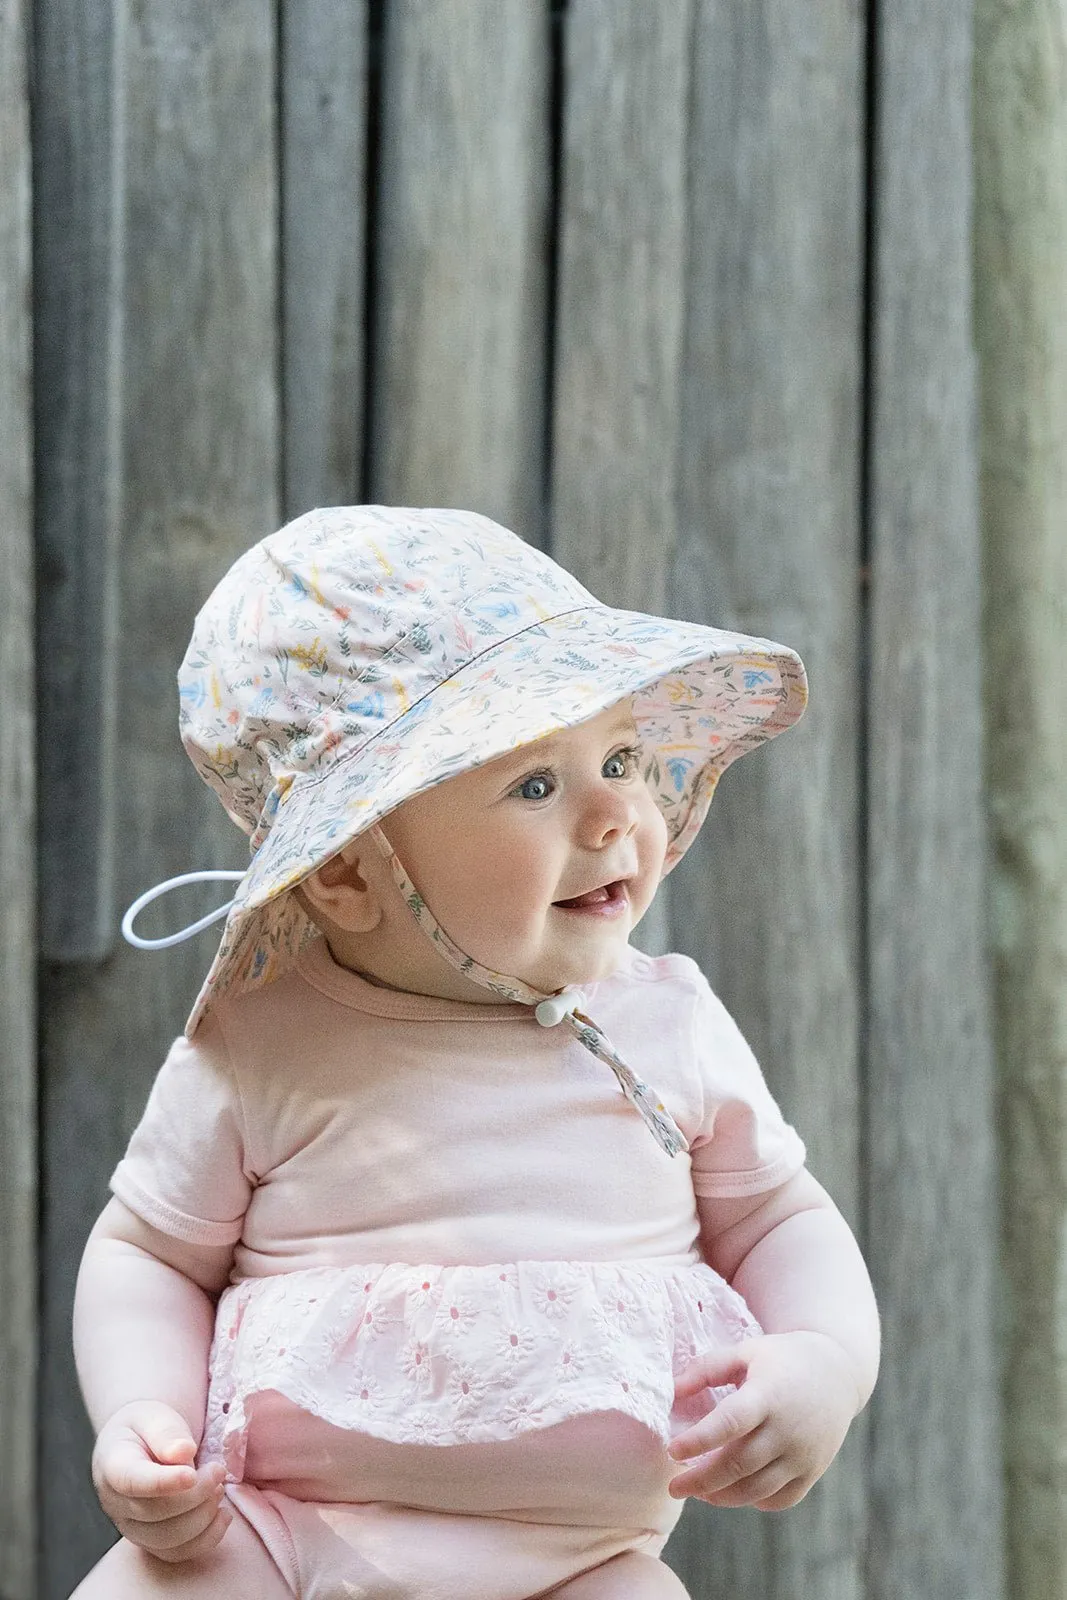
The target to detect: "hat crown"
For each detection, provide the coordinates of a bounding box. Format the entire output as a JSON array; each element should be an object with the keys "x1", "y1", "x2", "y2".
[{"x1": 178, "y1": 507, "x2": 596, "y2": 836}]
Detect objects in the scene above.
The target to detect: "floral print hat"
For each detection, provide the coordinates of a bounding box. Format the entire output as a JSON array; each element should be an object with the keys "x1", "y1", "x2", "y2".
[{"x1": 125, "y1": 506, "x2": 807, "y2": 1156}]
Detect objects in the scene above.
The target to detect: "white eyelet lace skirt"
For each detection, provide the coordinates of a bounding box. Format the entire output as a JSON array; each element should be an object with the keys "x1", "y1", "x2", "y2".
[{"x1": 199, "y1": 1256, "x2": 760, "y2": 1487}]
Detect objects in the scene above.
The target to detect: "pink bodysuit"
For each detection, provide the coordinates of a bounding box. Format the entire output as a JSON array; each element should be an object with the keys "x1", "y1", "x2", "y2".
[{"x1": 110, "y1": 938, "x2": 806, "y2": 1600}]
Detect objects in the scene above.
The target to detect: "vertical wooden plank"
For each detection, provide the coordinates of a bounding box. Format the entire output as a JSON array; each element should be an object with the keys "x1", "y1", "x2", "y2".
[
  {"x1": 670, "y1": 5, "x2": 867, "y2": 1596},
  {"x1": 551, "y1": 0, "x2": 690, "y2": 616},
  {"x1": 974, "y1": 4, "x2": 1067, "y2": 1597},
  {"x1": 371, "y1": 0, "x2": 551, "y2": 544},
  {"x1": 0, "y1": 3, "x2": 36, "y2": 1594},
  {"x1": 38, "y1": 6, "x2": 279, "y2": 1594},
  {"x1": 866, "y1": 2, "x2": 1005, "y2": 1596},
  {"x1": 31, "y1": 0, "x2": 121, "y2": 961},
  {"x1": 280, "y1": 0, "x2": 368, "y2": 516},
  {"x1": 550, "y1": 0, "x2": 691, "y2": 961}
]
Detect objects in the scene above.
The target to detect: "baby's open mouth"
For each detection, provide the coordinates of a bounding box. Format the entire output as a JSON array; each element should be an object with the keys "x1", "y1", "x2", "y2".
[{"x1": 553, "y1": 880, "x2": 628, "y2": 910}]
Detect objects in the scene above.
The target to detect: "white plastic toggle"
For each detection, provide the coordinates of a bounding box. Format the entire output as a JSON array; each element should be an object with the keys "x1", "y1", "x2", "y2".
[{"x1": 534, "y1": 988, "x2": 585, "y2": 1027}]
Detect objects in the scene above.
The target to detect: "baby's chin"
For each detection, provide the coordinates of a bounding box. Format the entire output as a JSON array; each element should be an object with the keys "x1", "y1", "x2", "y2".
[
  {"x1": 528, "y1": 946, "x2": 630, "y2": 995},
  {"x1": 454, "y1": 913, "x2": 639, "y2": 996}
]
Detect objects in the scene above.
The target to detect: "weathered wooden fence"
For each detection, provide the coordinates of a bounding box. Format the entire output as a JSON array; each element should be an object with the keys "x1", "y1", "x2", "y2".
[
  {"x1": 975, "y1": 1, "x2": 1067, "y2": 1593},
  {"x1": 6, "y1": 1, "x2": 1062, "y2": 1596},
  {"x1": 0, "y1": 3, "x2": 35, "y2": 1599}
]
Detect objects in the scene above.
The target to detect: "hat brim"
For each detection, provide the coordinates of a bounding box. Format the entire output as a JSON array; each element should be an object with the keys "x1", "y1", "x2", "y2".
[{"x1": 184, "y1": 603, "x2": 806, "y2": 1035}]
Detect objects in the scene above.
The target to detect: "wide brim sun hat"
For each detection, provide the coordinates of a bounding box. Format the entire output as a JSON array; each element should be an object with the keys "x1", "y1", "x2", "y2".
[{"x1": 170, "y1": 506, "x2": 807, "y2": 1047}]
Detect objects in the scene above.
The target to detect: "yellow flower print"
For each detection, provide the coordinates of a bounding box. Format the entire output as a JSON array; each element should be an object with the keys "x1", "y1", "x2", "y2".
[
  {"x1": 306, "y1": 564, "x2": 327, "y2": 607},
  {"x1": 664, "y1": 678, "x2": 696, "y2": 705},
  {"x1": 288, "y1": 640, "x2": 329, "y2": 676}
]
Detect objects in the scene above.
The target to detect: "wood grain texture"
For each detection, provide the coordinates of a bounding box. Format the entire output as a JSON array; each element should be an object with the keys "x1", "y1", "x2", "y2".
[
  {"x1": 549, "y1": 0, "x2": 692, "y2": 958},
  {"x1": 667, "y1": 4, "x2": 867, "y2": 1594},
  {"x1": 0, "y1": 3, "x2": 36, "y2": 1593},
  {"x1": 38, "y1": 6, "x2": 279, "y2": 1594},
  {"x1": 866, "y1": 2, "x2": 1005, "y2": 1596},
  {"x1": 31, "y1": 0, "x2": 121, "y2": 960},
  {"x1": 281, "y1": 0, "x2": 368, "y2": 517},
  {"x1": 371, "y1": 0, "x2": 551, "y2": 544},
  {"x1": 974, "y1": 3, "x2": 1067, "y2": 1595}
]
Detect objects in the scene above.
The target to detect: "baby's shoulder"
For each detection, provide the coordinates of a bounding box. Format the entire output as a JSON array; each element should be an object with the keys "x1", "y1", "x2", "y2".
[
  {"x1": 592, "y1": 947, "x2": 743, "y2": 1047},
  {"x1": 206, "y1": 958, "x2": 351, "y2": 1079},
  {"x1": 585, "y1": 946, "x2": 712, "y2": 1036},
  {"x1": 601, "y1": 944, "x2": 708, "y2": 996},
  {"x1": 210, "y1": 965, "x2": 299, "y2": 1036}
]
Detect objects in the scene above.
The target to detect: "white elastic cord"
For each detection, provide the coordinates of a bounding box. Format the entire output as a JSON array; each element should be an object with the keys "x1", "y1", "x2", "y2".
[{"x1": 121, "y1": 870, "x2": 245, "y2": 950}]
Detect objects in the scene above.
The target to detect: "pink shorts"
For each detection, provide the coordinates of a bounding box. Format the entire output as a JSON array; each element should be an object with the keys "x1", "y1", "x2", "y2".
[{"x1": 223, "y1": 1398, "x2": 685, "y2": 1599}]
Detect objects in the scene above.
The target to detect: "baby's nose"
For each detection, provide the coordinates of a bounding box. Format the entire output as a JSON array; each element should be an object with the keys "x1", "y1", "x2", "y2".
[{"x1": 579, "y1": 785, "x2": 640, "y2": 847}]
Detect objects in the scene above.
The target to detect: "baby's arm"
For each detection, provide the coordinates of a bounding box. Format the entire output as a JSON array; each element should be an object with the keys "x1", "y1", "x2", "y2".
[
  {"x1": 74, "y1": 1196, "x2": 236, "y2": 1562},
  {"x1": 669, "y1": 1168, "x2": 880, "y2": 1510}
]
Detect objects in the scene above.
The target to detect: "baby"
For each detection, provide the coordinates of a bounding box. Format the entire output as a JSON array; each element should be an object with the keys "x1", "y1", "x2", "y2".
[{"x1": 70, "y1": 507, "x2": 879, "y2": 1600}]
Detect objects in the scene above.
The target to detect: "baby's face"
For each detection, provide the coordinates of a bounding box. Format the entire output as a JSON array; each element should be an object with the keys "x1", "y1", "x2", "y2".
[{"x1": 381, "y1": 700, "x2": 669, "y2": 994}]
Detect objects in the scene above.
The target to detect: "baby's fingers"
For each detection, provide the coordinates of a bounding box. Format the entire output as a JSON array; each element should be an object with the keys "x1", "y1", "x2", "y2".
[
  {"x1": 153, "y1": 1504, "x2": 233, "y2": 1565},
  {"x1": 679, "y1": 1452, "x2": 802, "y2": 1511},
  {"x1": 668, "y1": 1421, "x2": 778, "y2": 1502},
  {"x1": 118, "y1": 1464, "x2": 226, "y2": 1524},
  {"x1": 120, "y1": 1496, "x2": 232, "y2": 1563},
  {"x1": 674, "y1": 1342, "x2": 752, "y2": 1399},
  {"x1": 120, "y1": 1491, "x2": 230, "y2": 1555},
  {"x1": 98, "y1": 1436, "x2": 198, "y2": 1500},
  {"x1": 668, "y1": 1383, "x2": 766, "y2": 1465}
]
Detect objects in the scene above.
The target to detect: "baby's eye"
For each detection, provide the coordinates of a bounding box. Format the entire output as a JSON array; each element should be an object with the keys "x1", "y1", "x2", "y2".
[
  {"x1": 514, "y1": 772, "x2": 555, "y2": 802},
  {"x1": 602, "y1": 746, "x2": 640, "y2": 780}
]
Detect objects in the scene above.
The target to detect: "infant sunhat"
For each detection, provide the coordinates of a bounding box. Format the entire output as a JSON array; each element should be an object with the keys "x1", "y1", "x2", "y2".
[{"x1": 127, "y1": 506, "x2": 807, "y2": 1152}]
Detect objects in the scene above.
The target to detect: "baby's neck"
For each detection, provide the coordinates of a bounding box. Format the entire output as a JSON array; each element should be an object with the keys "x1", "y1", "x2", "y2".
[
  {"x1": 349, "y1": 965, "x2": 410, "y2": 994},
  {"x1": 319, "y1": 932, "x2": 502, "y2": 1004}
]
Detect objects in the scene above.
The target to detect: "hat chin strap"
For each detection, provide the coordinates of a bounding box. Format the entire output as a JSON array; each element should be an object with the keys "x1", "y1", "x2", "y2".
[
  {"x1": 121, "y1": 870, "x2": 245, "y2": 948},
  {"x1": 119, "y1": 841, "x2": 688, "y2": 1158},
  {"x1": 366, "y1": 825, "x2": 688, "y2": 1158}
]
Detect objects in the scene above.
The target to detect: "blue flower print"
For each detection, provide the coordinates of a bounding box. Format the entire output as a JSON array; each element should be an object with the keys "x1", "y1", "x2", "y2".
[
  {"x1": 247, "y1": 687, "x2": 274, "y2": 718},
  {"x1": 347, "y1": 691, "x2": 386, "y2": 720},
  {"x1": 666, "y1": 756, "x2": 694, "y2": 794},
  {"x1": 179, "y1": 680, "x2": 207, "y2": 711},
  {"x1": 474, "y1": 600, "x2": 519, "y2": 620},
  {"x1": 742, "y1": 669, "x2": 774, "y2": 690}
]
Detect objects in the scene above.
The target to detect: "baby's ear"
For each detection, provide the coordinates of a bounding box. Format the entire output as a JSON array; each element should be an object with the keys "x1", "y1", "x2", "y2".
[
  {"x1": 312, "y1": 841, "x2": 365, "y2": 888},
  {"x1": 298, "y1": 844, "x2": 382, "y2": 933}
]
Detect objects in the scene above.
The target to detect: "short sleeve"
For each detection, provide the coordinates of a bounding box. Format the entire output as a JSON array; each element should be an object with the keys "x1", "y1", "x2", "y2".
[
  {"x1": 109, "y1": 1013, "x2": 254, "y2": 1245},
  {"x1": 687, "y1": 976, "x2": 806, "y2": 1198}
]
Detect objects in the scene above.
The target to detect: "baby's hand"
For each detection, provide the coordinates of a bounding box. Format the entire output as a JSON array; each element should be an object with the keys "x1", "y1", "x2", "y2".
[
  {"x1": 91, "y1": 1401, "x2": 231, "y2": 1563},
  {"x1": 667, "y1": 1331, "x2": 861, "y2": 1511}
]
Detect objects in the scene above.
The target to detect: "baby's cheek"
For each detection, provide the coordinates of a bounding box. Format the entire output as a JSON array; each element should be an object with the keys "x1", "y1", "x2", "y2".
[{"x1": 633, "y1": 862, "x2": 666, "y2": 922}]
